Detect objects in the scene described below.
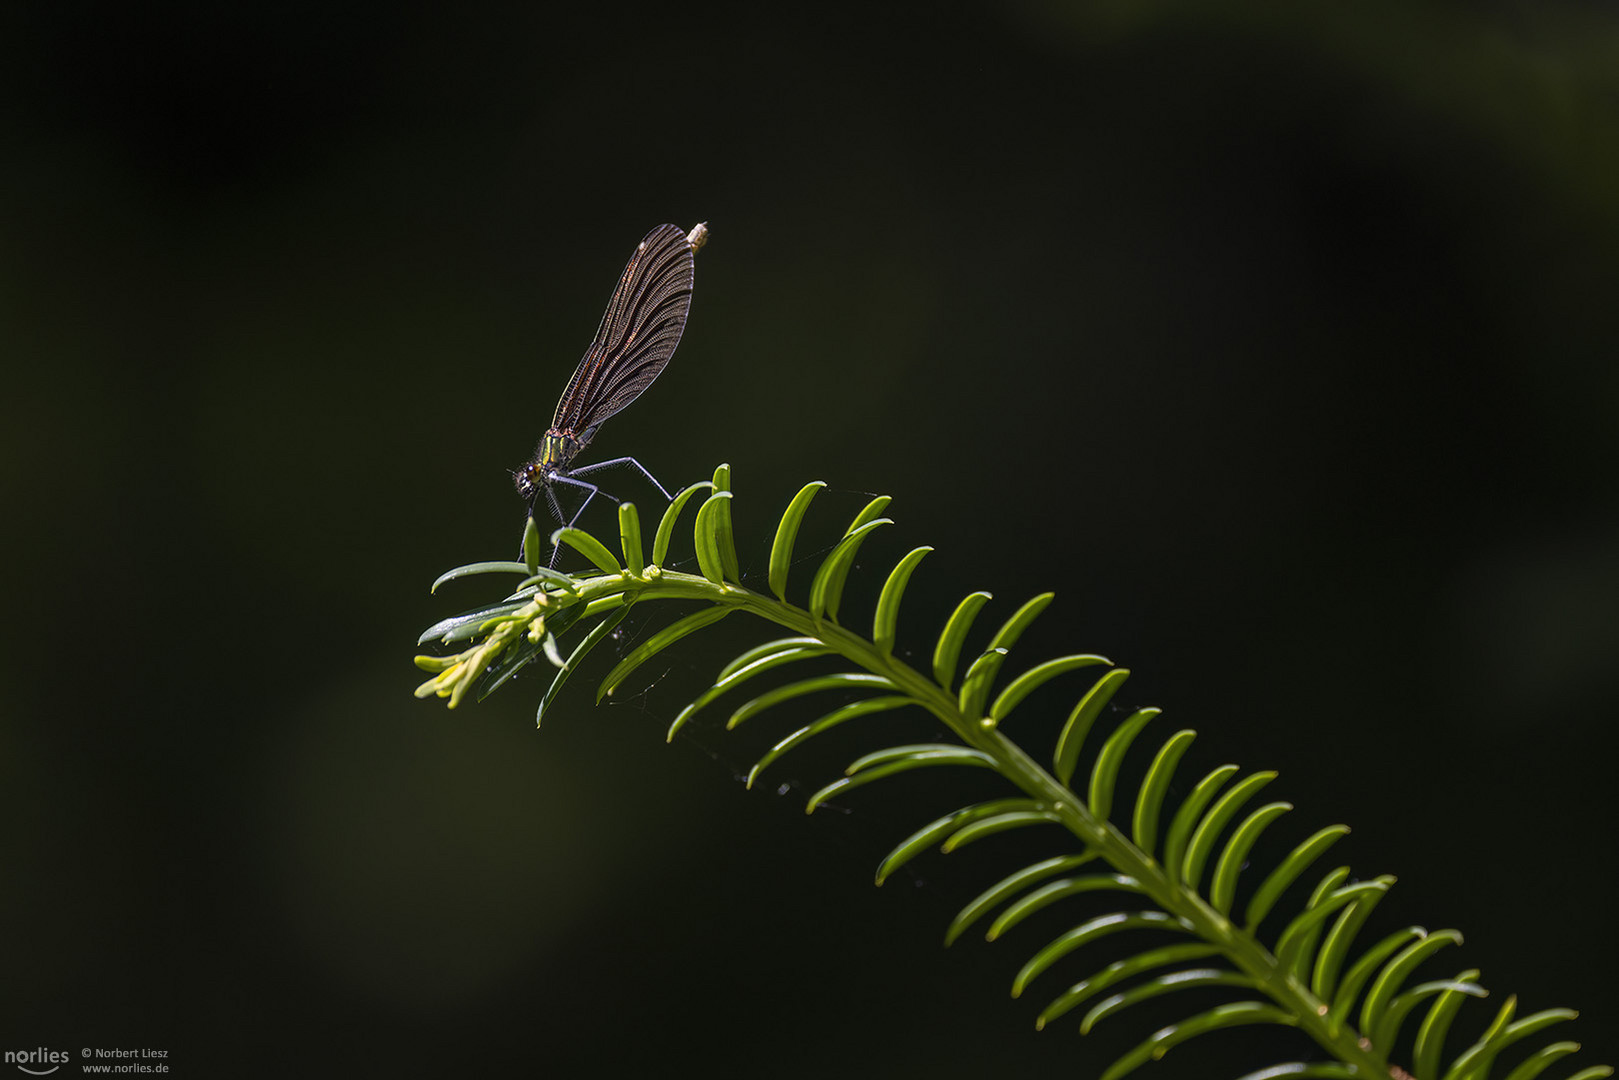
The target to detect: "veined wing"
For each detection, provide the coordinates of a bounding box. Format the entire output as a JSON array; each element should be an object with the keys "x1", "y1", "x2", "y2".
[{"x1": 550, "y1": 223, "x2": 699, "y2": 436}]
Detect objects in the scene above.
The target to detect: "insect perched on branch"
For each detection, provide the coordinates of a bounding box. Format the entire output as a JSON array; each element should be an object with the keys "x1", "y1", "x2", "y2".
[{"x1": 514, "y1": 222, "x2": 709, "y2": 562}]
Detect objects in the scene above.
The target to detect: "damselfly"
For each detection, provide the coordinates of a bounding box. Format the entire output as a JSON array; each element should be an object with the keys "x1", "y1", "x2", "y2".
[{"x1": 514, "y1": 222, "x2": 708, "y2": 560}]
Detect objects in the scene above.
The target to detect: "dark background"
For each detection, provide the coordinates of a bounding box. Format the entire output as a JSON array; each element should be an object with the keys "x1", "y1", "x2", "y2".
[{"x1": 6, "y1": 1, "x2": 1618, "y2": 1076}]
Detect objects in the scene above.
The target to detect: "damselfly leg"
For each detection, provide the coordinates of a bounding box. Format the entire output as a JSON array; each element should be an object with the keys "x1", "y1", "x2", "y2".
[{"x1": 531, "y1": 457, "x2": 672, "y2": 568}]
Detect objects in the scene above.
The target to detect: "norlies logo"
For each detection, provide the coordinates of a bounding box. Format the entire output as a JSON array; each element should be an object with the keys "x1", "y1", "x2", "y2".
[{"x1": 5, "y1": 1048, "x2": 68, "y2": 1076}]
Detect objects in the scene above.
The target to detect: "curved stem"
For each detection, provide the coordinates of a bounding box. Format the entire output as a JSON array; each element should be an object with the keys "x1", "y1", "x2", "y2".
[{"x1": 557, "y1": 568, "x2": 1393, "y2": 1076}]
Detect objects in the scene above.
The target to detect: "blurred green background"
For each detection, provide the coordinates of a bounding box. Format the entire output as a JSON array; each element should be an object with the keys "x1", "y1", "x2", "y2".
[{"x1": 5, "y1": 1, "x2": 1617, "y2": 1076}]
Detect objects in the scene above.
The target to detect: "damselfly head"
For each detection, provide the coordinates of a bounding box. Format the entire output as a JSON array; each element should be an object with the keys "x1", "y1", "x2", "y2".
[{"x1": 512, "y1": 461, "x2": 543, "y2": 502}]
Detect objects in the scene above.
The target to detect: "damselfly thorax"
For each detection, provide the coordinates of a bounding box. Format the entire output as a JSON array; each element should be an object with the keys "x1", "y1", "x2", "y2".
[{"x1": 513, "y1": 428, "x2": 594, "y2": 503}]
